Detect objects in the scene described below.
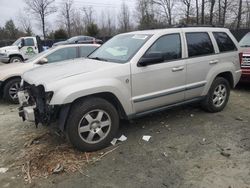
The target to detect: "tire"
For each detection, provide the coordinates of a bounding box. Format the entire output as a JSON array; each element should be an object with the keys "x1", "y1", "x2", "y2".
[
  {"x1": 66, "y1": 97, "x2": 119, "y2": 151},
  {"x1": 201, "y1": 77, "x2": 230, "y2": 113},
  {"x1": 9, "y1": 56, "x2": 22, "y2": 63},
  {"x1": 3, "y1": 78, "x2": 21, "y2": 104}
]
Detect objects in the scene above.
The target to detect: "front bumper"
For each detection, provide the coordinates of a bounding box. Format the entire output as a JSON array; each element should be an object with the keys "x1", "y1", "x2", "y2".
[
  {"x1": 19, "y1": 106, "x2": 36, "y2": 122},
  {"x1": 0, "y1": 56, "x2": 10, "y2": 63},
  {"x1": 18, "y1": 83, "x2": 57, "y2": 125},
  {"x1": 240, "y1": 69, "x2": 250, "y2": 82}
]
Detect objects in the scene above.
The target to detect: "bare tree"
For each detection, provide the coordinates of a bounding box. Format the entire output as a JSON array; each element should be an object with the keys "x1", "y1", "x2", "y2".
[
  {"x1": 236, "y1": 0, "x2": 243, "y2": 28},
  {"x1": 82, "y1": 6, "x2": 94, "y2": 26},
  {"x1": 201, "y1": 0, "x2": 205, "y2": 24},
  {"x1": 17, "y1": 11, "x2": 33, "y2": 35},
  {"x1": 221, "y1": 0, "x2": 228, "y2": 26},
  {"x1": 196, "y1": 0, "x2": 199, "y2": 24},
  {"x1": 181, "y1": 0, "x2": 192, "y2": 24},
  {"x1": 60, "y1": 0, "x2": 74, "y2": 37},
  {"x1": 153, "y1": 0, "x2": 176, "y2": 26},
  {"x1": 209, "y1": 0, "x2": 216, "y2": 24},
  {"x1": 24, "y1": 0, "x2": 56, "y2": 39},
  {"x1": 118, "y1": 2, "x2": 131, "y2": 32},
  {"x1": 71, "y1": 9, "x2": 85, "y2": 35}
]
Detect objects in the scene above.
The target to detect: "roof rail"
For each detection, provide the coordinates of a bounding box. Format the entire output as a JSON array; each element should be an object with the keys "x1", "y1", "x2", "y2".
[{"x1": 173, "y1": 24, "x2": 224, "y2": 28}]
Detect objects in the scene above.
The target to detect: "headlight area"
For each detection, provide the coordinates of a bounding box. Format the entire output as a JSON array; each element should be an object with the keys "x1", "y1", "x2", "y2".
[{"x1": 28, "y1": 85, "x2": 57, "y2": 125}]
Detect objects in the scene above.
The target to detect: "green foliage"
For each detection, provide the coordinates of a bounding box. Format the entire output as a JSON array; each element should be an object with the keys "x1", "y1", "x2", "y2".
[
  {"x1": 4, "y1": 19, "x2": 19, "y2": 39},
  {"x1": 54, "y1": 28, "x2": 68, "y2": 39},
  {"x1": 86, "y1": 23, "x2": 99, "y2": 37}
]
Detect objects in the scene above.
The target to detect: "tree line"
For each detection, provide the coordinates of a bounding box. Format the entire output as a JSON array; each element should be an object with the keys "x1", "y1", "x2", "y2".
[{"x1": 0, "y1": 0, "x2": 250, "y2": 41}]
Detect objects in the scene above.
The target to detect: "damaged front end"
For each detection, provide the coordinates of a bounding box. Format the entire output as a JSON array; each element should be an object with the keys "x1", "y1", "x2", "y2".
[{"x1": 18, "y1": 81, "x2": 57, "y2": 126}]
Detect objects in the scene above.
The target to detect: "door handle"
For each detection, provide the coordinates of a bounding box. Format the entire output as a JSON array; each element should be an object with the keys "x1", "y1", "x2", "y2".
[
  {"x1": 172, "y1": 66, "x2": 184, "y2": 72},
  {"x1": 209, "y1": 60, "x2": 219, "y2": 64}
]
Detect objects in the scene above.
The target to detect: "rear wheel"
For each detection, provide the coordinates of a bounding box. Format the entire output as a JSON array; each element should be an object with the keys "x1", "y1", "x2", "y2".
[
  {"x1": 201, "y1": 77, "x2": 230, "y2": 112},
  {"x1": 66, "y1": 97, "x2": 119, "y2": 151},
  {"x1": 3, "y1": 78, "x2": 21, "y2": 104}
]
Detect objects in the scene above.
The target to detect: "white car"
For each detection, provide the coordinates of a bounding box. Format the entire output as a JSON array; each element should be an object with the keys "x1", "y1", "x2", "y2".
[
  {"x1": 0, "y1": 44, "x2": 99, "y2": 103},
  {"x1": 18, "y1": 27, "x2": 241, "y2": 151}
]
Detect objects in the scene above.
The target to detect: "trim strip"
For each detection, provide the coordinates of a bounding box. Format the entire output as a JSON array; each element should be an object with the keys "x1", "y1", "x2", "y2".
[
  {"x1": 128, "y1": 96, "x2": 205, "y2": 120},
  {"x1": 133, "y1": 81, "x2": 206, "y2": 103}
]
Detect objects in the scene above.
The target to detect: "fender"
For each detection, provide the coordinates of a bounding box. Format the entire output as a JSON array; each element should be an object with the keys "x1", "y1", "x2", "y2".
[
  {"x1": 49, "y1": 78, "x2": 134, "y2": 116},
  {"x1": 202, "y1": 61, "x2": 237, "y2": 96}
]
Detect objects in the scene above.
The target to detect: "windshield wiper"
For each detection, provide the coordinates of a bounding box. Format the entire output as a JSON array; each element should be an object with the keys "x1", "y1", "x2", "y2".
[{"x1": 88, "y1": 56, "x2": 108, "y2": 61}]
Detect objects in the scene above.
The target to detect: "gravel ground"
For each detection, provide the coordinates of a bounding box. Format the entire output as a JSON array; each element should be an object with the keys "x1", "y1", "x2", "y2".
[{"x1": 0, "y1": 83, "x2": 250, "y2": 188}]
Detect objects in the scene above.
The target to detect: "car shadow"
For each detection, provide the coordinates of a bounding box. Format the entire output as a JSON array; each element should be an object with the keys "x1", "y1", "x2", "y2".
[{"x1": 235, "y1": 82, "x2": 250, "y2": 91}]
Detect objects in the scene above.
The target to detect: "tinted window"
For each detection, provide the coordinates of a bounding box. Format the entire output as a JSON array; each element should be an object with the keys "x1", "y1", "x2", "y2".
[
  {"x1": 186, "y1": 32, "x2": 214, "y2": 57},
  {"x1": 46, "y1": 47, "x2": 77, "y2": 63},
  {"x1": 146, "y1": 34, "x2": 182, "y2": 61},
  {"x1": 24, "y1": 38, "x2": 34, "y2": 46},
  {"x1": 213, "y1": 32, "x2": 237, "y2": 52},
  {"x1": 80, "y1": 46, "x2": 98, "y2": 57}
]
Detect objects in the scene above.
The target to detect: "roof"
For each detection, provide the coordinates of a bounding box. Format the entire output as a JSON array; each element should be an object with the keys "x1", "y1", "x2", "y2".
[{"x1": 122, "y1": 27, "x2": 230, "y2": 35}]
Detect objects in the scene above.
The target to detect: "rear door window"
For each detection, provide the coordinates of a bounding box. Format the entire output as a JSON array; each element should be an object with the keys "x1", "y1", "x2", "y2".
[
  {"x1": 213, "y1": 32, "x2": 237, "y2": 52},
  {"x1": 186, "y1": 32, "x2": 214, "y2": 57}
]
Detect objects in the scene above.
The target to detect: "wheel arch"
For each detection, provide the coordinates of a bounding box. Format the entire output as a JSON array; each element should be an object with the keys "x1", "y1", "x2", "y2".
[
  {"x1": 1, "y1": 76, "x2": 21, "y2": 92},
  {"x1": 216, "y1": 71, "x2": 234, "y2": 88},
  {"x1": 9, "y1": 54, "x2": 24, "y2": 62},
  {"x1": 58, "y1": 92, "x2": 128, "y2": 132}
]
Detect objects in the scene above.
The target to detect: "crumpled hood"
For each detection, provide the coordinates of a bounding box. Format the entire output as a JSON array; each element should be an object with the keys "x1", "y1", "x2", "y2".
[
  {"x1": 0, "y1": 46, "x2": 18, "y2": 53},
  {"x1": 22, "y1": 59, "x2": 117, "y2": 86}
]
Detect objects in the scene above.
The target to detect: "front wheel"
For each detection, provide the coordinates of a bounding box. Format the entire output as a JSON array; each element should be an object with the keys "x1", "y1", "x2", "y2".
[
  {"x1": 3, "y1": 78, "x2": 21, "y2": 104},
  {"x1": 66, "y1": 97, "x2": 119, "y2": 151},
  {"x1": 201, "y1": 77, "x2": 230, "y2": 113},
  {"x1": 9, "y1": 56, "x2": 22, "y2": 63}
]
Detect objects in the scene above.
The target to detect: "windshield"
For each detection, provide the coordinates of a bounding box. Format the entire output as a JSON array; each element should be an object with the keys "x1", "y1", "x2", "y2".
[
  {"x1": 239, "y1": 33, "x2": 250, "y2": 47},
  {"x1": 12, "y1": 38, "x2": 21, "y2": 46},
  {"x1": 88, "y1": 34, "x2": 152, "y2": 63},
  {"x1": 25, "y1": 48, "x2": 52, "y2": 63}
]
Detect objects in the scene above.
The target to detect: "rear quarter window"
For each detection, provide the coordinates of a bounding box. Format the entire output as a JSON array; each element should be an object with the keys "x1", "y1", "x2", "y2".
[
  {"x1": 186, "y1": 32, "x2": 214, "y2": 57},
  {"x1": 213, "y1": 32, "x2": 237, "y2": 52}
]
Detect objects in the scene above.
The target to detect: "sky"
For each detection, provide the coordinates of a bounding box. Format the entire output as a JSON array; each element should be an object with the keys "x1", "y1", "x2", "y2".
[{"x1": 0, "y1": 0, "x2": 136, "y2": 34}]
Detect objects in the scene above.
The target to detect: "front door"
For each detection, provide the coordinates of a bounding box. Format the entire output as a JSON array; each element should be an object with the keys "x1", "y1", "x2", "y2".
[
  {"x1": 131, "y1": 33, "x2": 186, "y2": 113},
  {"x1": 21, "y1": 38, "x2": 39, "y2": 60}
]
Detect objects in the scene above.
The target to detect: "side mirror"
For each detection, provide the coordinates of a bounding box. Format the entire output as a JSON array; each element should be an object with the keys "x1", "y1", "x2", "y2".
[
  {"x1": 138, "y1": 52, "x2": 164, "y2": 67},
  {"x1": 37, "y1": 57, "x2": 48, "y2": 65}
]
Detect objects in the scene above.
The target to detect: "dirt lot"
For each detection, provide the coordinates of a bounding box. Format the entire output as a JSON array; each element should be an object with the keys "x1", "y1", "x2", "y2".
[{"x1": 0, "y1": 84, "x2": 250, "y2": 188}]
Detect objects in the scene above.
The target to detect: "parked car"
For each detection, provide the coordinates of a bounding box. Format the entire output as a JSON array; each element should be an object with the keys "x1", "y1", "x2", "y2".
[
  {"x1": 53, "y1": 35, "x2": 103, "y2": 47},
  {"x1": 0, "y1": 44, "x2": 100, "y2": 103},
  {"x1": 0, "y1": 36, "x2": 43, "y2": 63},
  {"x1": 18, "y1": 27, "x2": 241, "y2": 151},
  {"x1": 239, "y1": 32, "x2": 250, "y2": 82}
]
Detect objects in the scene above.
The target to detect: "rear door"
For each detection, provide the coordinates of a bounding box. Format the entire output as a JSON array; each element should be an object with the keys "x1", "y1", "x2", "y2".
[{"x1": 184, "y1": 31, "x2": 218, "y2": 99}]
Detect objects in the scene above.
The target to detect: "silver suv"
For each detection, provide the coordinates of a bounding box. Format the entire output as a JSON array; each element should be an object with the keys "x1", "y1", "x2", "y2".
[{"x1": 18, "y1": 27, "x2": 242, "y2": 151}]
